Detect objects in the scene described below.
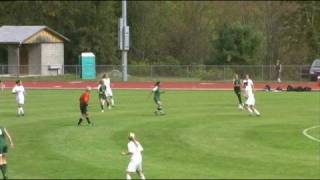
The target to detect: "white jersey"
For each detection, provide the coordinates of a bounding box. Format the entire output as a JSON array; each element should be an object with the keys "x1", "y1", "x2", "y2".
[
  {"x1": 12, "y1": 85, "x2": 25, "y2": 104},
  {"x1": 102, "y1": 78, "x2": 111, "y2": 89},
  {"x1": 128, "y1": 140, "x2": 143, "y2": 163},
  {"x1": 245, "y1": 84, "x2": 255, "y2": 105},
  {"x1": 246, "y1": 79, "x2": 254, "y2": 90},
  {"x1": 102, "y1": 78, "x2": 113, "y2": 96}
]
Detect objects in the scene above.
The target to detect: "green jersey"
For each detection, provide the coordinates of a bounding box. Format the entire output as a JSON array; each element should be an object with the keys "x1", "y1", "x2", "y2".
[
  {"x1": 152, "y1": 85, "x2": 160, "y2": 102},
  {"x1": 99, "y1": 84, "x2": 107, "y2": 94},
  {"x1": 233, "y1": 78, "x2": 241, "y2": 87},
  {"x1": 98, "y1": 84, "x2": 107, "y2": 99},
  {"x1": 0, "y1": 127, "x2": 6, "y2": 147}
]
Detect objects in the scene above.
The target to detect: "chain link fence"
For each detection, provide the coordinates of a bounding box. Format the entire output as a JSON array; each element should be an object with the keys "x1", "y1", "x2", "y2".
[{"x1": 0, "y1": 64, "x2": 312, "y2": 82}]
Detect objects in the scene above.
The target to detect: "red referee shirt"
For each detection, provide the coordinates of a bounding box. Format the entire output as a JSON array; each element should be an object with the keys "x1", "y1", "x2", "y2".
[{"x1": 80, "y1": 91, "x2": 90, "y2": 104}]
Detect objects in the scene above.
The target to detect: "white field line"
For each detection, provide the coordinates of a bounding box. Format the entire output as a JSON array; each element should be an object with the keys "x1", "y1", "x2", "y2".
[{"x1": 302, "y1": 125, "x2": 320, "y2": 143}]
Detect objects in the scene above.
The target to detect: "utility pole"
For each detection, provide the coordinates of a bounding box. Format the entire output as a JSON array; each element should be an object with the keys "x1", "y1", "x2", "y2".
[{"x1": 119, "y1": 0, "x2": 130, "y2": 81}]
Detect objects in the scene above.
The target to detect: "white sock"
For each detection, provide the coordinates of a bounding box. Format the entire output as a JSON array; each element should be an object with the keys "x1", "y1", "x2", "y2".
[
  {"x1": 253, "y1": 108, "x2": 260, "y2": 115},
  {"x1": 20, "y1": 107, "x2": 24, "y2": 114},
  {"x1": 17, "y1": 108, "x2": 21, "y2": 115},
  {"x1": 247, "y1": 107, "x2": 253, "y2": 114},
  {"x1": 126, "y1": 174, "x2": 131, "y2": 180},
  {"x1": 111, "y1": 98, "x2": 114, "y2": 106},
  {"x1": 140, "y1": 173, "x2": 146, "y2": 180}
]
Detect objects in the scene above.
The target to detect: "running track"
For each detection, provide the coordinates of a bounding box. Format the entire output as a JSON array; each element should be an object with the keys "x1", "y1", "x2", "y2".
[{"x1": 3, "y1": 81, "x2": 320, "y2": 90}]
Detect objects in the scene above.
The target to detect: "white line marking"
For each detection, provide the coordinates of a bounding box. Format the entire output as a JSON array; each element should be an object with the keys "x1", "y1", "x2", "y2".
[{"x1": 302, "y1": 125, "x2": 320, "y2": 143}]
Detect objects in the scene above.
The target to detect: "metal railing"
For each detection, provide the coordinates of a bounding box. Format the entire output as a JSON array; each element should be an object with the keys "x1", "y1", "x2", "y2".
[{"x1": 0, "y1": 64, "x2": 312, "y2": 82}]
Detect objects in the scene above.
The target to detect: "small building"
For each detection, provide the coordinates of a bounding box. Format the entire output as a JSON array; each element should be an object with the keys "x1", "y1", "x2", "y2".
[{"x1": 0, "y1": 25, "x2": 70, "y2": 76}]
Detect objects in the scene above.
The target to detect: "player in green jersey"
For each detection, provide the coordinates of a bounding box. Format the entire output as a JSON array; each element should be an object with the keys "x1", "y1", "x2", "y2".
[
  {"x1": 151, "y1": 81, "x2": 165, "y2": 115},
  {"x1": 97, "y1": 80, "x2": 109, "y2": 112},
  {"x1": 0, "y1": 127, "x2": 14, "y2": 180},
  {"x1": 233, "y1": 74, "x2": 244, "y2": 109}
]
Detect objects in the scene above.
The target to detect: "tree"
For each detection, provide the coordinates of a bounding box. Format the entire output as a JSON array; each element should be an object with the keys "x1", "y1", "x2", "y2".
[{"x1": 208, "y1": 22, "x2": 262, "y2": 65}]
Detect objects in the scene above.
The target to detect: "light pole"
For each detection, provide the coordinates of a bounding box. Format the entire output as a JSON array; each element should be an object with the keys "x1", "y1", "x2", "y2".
[{"x1": 119, "y1": 0, "x2": 130, "y2": 82}]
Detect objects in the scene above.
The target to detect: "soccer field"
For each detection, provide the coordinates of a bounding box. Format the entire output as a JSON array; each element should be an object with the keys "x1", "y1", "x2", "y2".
[{"x1": 0, "y1": 89, "x2": 319, "y2": 179}]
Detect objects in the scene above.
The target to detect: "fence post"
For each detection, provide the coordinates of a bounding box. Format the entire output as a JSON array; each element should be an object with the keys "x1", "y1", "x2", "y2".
[
  {"x1": 299, "y1": 65, "x2": 302, "y2": 82},
  {"x1": 261, "y1": 65, "x2": 264, "y2": 81},
  {"x1": 187, "y1": 65, "x2": 190, "y2": 78},
  {"x1": 269, "y1": 64, "x2": 271, "y2": 81},
  {"x1": 223, "y1": 65, "x2": 226, "y2": 81},
  {"x1": 150, "y1": 65, "x2": 153, "y2": 79},
  {"x1": 76, "y1": 65, "x2": 78, "y2": 80}
]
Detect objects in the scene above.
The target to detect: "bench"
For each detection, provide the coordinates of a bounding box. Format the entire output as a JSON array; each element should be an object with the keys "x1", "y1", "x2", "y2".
[{"x1": 48, "y1": 65, "x2": 62, "y2": 75}]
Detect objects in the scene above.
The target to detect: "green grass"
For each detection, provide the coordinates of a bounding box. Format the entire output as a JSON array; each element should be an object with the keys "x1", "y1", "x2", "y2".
[{"x1": 0, "y1": 89, "x2": 319, "y2": 179}]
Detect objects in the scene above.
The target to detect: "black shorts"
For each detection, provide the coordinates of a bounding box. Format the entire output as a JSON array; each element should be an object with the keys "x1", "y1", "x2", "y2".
[
  {"x1": 234, "y1": 86, "x2": 241, "y2": 94},
  {"x1": 80, "y1": 103, "x2": 88, "y2": 114}
]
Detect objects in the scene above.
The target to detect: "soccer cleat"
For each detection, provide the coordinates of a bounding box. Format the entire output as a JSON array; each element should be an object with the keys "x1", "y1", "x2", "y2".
[
  {"x1": 101, "y1": 110, "x2": 104, "y2": 113},
  {"x1": 159, "y1": 111, "x2": 166, "y2": 116}
]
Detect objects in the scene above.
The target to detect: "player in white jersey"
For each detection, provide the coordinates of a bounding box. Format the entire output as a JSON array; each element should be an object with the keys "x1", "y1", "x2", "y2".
[
  {"x1": 11, "y1": 80, "x2": 25, "y2": 116},
  {"x1": 243, "y1": 75, "x2": 260, "y2": 116},
  {"x1": 244, "y1": 74, "x2": 254, "y2": 90},
  {"x1": 101, "y1": 74, "x2": 114, "y2": 108},
  {"x1": 122, "y1": 132, "x2": 146, "y2": 180}
]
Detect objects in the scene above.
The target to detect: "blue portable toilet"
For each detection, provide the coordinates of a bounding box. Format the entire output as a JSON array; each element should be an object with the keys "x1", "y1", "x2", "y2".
[{"x1": 79, "y1": 52, "x2": 96, "y2": 80}]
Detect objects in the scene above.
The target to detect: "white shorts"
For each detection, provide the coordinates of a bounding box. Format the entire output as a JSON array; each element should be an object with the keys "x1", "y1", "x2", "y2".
[
  {"x1": 106, "y1": 88, "x2": 113, "y2": 97},
  {"x1": 245, "y1": 95, "x2": 255, "y2": 106},
  {"x1": 127, "y1": 160, "x2": 142, "y2": 173},
  {"x1": 16, "y1": 97, "x2": 24, "y2": 105}
]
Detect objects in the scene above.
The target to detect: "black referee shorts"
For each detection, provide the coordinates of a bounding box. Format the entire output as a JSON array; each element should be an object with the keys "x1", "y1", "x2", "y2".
[{"x1": 80, "y1": 103, "x2": 88, "y2": 114}]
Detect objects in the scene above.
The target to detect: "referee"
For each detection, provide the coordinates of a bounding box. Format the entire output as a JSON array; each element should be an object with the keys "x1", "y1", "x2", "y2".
[{"x1": 77, "y1": 87, "x2": 94, "y2": 126}]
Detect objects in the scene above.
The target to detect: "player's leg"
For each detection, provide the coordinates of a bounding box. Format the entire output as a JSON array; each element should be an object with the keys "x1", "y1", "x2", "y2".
[
  {"x1": 245, "y1": 103, "x2": 253, "y2": 115},
  {"x1": 78, "y1": 105, "x2": 85, "y2": 126},
  {"x1": 110, "y1": 96, "x2": 114, "y2": 107},
  {"x1": 107, "y1": 96, "x2": 112, "y2": 109},
  {"x1": 108, "y1": 89, "x2": 114, "y2": 107},
  {"x1": 251, "y1": 105, "x2": 260, "y2": 116},
  {"x1": 0, "y1": 147, "x2": 8, "y2": 179},
  {"x1": 16, "y1": 104, "x2": 21, "y2": 116},
  {"x1": 236, "y1": 91, "x2": 243, "y2": 109},
  {"x1": 126, "y1": 172, "x2": 133, "y2": 180},
  {"x1": 157, "y1": 101, "x2": 165, "y2": 115},
  {"x1": 137, "y1": 162, "x2": 145, "y2": 180},
  {"x1": 126, "y1": 161, "x2": 136, "y2": 180},
  {"x1": 19, "y1": 104, "x2": 24, "y2": 116},
  {"x1": 0, "y1": 155, "x2": 7, "y2": 180},
  {"x1": 18, "y1": 97, "x2": 25, "y2": 116},
  {"x1": 85, "y1": 111, "x2": 93, "y2": 125},
  {"x1": 0, "y1": 153, "x2": 4, "y2": 179},
  {"x1": 106, "y1": 91, "x2": 112, "y2": 109},
  {"x1": 100, "y1": 98, "x2": 105, "y2": 112}
]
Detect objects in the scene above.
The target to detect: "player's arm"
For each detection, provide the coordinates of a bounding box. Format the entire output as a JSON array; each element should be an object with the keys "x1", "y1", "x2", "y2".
[
  {"x1": 252, "y1": 84, "x2": 255, "y2": 93},
  {"x1": 11, "y1": 87, "x2": 16, "y2": 94},
  {"x1": 121, "y1": 151, "x2": 133, "y2": 156},
  {"x1": 4, "y1": 128, "x2": 14, "y2": 148},
  {"x1": 146, "y1": 89, "x2": 154, "y2": 99}
]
